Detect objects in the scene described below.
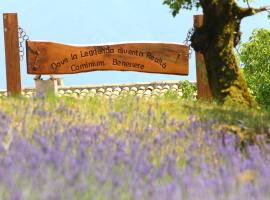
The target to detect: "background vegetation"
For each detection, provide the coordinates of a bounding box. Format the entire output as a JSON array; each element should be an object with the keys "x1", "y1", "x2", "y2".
[{"x1": 239, "y1": 28, "x2": 270, "y2": 109}]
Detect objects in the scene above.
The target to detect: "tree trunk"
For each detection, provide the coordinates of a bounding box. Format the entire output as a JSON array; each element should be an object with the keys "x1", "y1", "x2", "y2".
[{"x1": 191, "y1": 1, "x2": 257, "y2": 107}]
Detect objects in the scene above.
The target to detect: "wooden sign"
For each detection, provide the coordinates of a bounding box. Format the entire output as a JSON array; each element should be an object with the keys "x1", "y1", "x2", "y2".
[{"x1": 26, "y1": 41, "x2": 189, "y2": 75}]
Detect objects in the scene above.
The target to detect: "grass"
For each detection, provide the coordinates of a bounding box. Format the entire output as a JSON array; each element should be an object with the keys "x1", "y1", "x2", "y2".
[{"x1": 1, "y1": 95, "x2": 268, "y2": 137}]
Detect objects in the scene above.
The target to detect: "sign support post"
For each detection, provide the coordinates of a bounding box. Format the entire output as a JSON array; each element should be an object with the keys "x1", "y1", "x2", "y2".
[
  {"x1": 194, "y1": 15, "x2": 212, "y2": 100},
  {"x1": 3, "y1": 13, "x2": 21, "y2": 96}
]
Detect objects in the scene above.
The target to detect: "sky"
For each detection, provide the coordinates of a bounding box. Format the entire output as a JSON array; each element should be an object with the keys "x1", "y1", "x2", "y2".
[{"x1": 0, "y1": 0, "x2": 269, "y2": 89}]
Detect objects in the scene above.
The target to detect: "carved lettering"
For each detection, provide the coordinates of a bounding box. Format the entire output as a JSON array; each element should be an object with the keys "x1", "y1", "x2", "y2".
[
  {"x1": 80, "y1": 47, "x2": 114, "y2": 58},
  {"x1": 113, "y1": 58, "x2": 144, "y2": 70},
  {"x1": 50, "y1": 57, "x2": 69, "y2": 71},
  {"x1": 146, "y1": 52, "x2": 167, "y2": 69},
  {"x1": 71, "y1": 60, "x2": 105, "y2": 72},
  {"x1": 117, "y1": 48, "x2": 144, "y2": 57},
  {"x1": 71, "y1": 53, "x2": 78, "y2": 60}
]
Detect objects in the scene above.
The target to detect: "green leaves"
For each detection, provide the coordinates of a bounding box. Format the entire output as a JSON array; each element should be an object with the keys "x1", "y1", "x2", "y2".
[
  {"x1": 239, "y1": 29, "x2": 270, "y2": 109},
  {"x1": 163, "y1": 0, "x2": 200, "y2": 16},
  {"x1": 163, "y1": 0, "x2": 267, "y2": 17}
]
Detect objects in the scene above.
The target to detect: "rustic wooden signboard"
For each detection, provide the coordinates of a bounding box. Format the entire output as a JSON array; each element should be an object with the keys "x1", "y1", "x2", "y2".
[
  {"x1": 3, "y1": 13, "x2": 212, "y2": 99},
  {"x1": 26, "y1": 41, "x2": 189, "y2": 75}
]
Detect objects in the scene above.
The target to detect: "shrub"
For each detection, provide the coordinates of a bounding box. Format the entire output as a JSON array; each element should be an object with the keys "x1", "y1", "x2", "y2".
[{"x1": 179, "y1": 80, "x2": 197, "y2": 100}]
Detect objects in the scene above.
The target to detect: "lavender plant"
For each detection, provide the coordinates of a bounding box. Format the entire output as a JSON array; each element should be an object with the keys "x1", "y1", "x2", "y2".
[{"x1": 0, "y1": 96, "x2": 269, "y2": 200}]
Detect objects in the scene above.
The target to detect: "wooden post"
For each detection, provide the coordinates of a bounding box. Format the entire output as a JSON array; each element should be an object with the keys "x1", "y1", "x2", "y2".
[
  {"x1": 3, "y1": 13, "x2": 21, "y2": 96},
  {"x1": 194, "y1": 15, "x2": 212, "y2": 100}
]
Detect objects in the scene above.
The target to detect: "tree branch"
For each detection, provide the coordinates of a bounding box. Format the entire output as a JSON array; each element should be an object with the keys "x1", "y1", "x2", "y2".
[
  {"x1": 246, "y1": 0, "x2": 251, "y2": 9},
  {"x1": 238, "y1": 6, "x2": 270, "y2": 18}
]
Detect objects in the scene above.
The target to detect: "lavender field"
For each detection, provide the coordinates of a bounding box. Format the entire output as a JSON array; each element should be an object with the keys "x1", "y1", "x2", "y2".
[{"x1": 0, "y1": 96, "x2": 270, "y2": 200}]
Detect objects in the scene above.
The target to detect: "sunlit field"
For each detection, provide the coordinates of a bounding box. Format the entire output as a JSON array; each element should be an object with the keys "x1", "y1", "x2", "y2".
[{"x1": 0, "y1": 95, "x2": 270, "y2": 200}]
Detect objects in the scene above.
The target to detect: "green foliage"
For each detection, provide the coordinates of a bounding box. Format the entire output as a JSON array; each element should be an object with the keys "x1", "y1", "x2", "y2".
[
  {"x1": 163, "y1": 0, "x2": 200, "y2": 16},
  {"x1": 239, "y1": 29, "x2": 270, "y2": 109},
  {"x1": 163, "y1": 0, "x2": 259, "y2": 17},
  {"x1": 163, "y1": 81, "x2": 197, "y2": 100},
  {"x1": 164, "y1": 90, "x2": 179, "y2": 99},
  {"x1": 179, "y1": 80, "x2": 197, "y2": 100}
]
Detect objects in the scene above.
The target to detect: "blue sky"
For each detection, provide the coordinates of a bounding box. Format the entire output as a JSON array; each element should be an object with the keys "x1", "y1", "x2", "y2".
[{"x1": 0, "y1": 0, "x2": 269, "y2": 88}]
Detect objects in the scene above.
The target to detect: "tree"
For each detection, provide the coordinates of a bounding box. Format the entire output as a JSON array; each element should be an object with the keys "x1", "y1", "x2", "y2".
[
  {"x1": 239, "y1": 29, "x2": 270, "y2": 109},
  {"x1": 163, "y1": 0, "x2": 269, "y2": 107}
]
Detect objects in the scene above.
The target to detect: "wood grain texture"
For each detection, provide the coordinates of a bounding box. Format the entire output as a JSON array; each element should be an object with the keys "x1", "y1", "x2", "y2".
[
  {"x1": 26, "y1": 41, "x2": 189, "y2": 75},
  {"x1": 3, "y1": 13, "x2": 21, "y2": 96},
  {"x1": 194, "y1": 15, "x2": 212, "y2": 100}
]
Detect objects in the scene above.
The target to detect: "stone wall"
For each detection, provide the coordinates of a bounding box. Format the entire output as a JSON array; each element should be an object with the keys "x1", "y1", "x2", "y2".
[{"x1": 0, "y1": 80, "x2": 196, "y2": 99}]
